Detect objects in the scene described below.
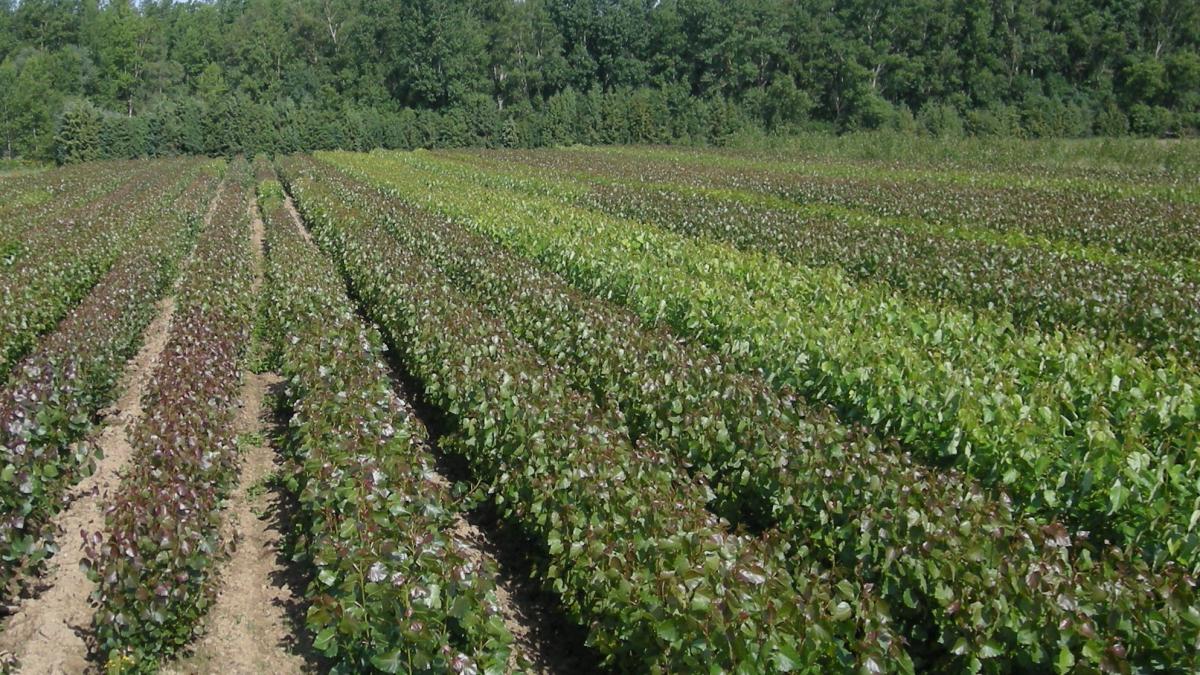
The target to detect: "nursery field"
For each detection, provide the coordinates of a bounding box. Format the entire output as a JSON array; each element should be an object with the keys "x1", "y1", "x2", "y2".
[{"x1": 0, "y1": 146, "x2": 1196, "y2": 674}]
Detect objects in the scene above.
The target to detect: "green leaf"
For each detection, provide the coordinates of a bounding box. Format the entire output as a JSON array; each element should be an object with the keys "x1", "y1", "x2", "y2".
[
  {"x1": 1108, "y1": 481, "x2": 1126, "y2": 514},
  {"x1": 1056, "y1": 646, "x2": 1075, "y2": 674},
  {"x1": 313, "y1": 626, "x2": 336, "y2": 653},
  {"x1": 831, "y1": 601, "x2": 852, "y2": 621},
  {"x1": 371, "y1": 649, "x2": 403, "y2": 673},
  {"x1": 774, "y1": 643, "x2": 804, "y2": 672},
  {"x1": 656, "y1": 621, "x2": 679, "y2": 644}
]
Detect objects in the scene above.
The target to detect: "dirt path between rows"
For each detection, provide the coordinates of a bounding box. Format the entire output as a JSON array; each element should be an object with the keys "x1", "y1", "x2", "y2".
[
  {"x1": 282, "y1": 192, "x2": 312, "y2": 244},
  {"x1": 163, "y1": 370, "x2": 306, "y2": 675},
  {"x1": 163, "y1": 199, "x2": 311, "y2": 675},
  {"x1": 0, "y1": 295, "x2": 177, "y2": 673},
  {"x1": 438, "y1": 473, "x2": 596, "y2": 674}
]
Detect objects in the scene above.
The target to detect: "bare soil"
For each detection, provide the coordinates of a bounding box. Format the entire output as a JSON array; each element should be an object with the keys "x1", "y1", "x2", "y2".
[
  {"x1": 387, "y1": 362, "x2": 596, "y2": 675},
  {"x1": 282, "y1": 193, "x2": 313, "y2": 244},
  {"x1": 160, "y1": 371, "x2": 311, "y2": 675},
  {"x1": 450, "y1": 494, "x2": 599, "y2": 674}
]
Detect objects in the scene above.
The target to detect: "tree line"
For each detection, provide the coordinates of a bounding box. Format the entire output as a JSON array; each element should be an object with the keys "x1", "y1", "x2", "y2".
[{"x1": 1, "y1": 0, "x2": 1197, "y2": 162}]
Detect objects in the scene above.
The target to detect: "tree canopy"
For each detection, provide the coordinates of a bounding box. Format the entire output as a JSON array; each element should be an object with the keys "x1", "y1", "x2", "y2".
[{"x1": 0, "y1": 0, "x2": 1196, "y2": 160}]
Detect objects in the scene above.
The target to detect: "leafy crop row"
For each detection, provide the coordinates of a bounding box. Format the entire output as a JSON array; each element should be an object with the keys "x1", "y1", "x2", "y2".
[
  {"x1": 505, "y1": 146, "x2": 1200, "y2": 264},
  {"x1": 592, "y1": 145, "x2": 1200, "y2": 199},
  {"x1": 259, "y1": 177, "x2": 515, "y2": 673},
  {"x1": 0, "y1": 159, "x2": 206, "y2": 382},
  {"x1": 581, "y1": 183, "x2": 1200, "y2": 357},
  {"x1": 0, "y1": 161, "x2": 162, "y2": 276},
  {"x1": 0, "y1": 159, "x2": 150, "y2": 242},
  {"x1": 0, "y1": 163, "x2": 220, "y2": 597},
  {"x1": 85, "y1": 161, "x2": 255, "y2": 671},
  {"x1": 280, "y1": 155, "x2": 913, "y2": 674},
  {"x1": 329, "y1": 152, "x2": 1200, "y2": 573},
  {"x1": 310, "y1": 160, "x2": 1200, "y2": 672},
  {"x1": 431, "y1": 151, "x2": 1199, "y2": 357},
  {"x1": 4, "y1": 161, "x2": 170, "y2": 265}
]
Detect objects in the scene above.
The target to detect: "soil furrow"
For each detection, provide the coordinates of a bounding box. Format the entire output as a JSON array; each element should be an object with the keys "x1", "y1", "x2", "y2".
[{"x1": 394, "y1": 373, "x2": 598, "y2": 675}]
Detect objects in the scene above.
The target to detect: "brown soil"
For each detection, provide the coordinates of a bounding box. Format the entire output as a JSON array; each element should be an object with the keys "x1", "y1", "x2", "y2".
[
  {"x1": 161, "y1": 371, "x2": 309, "y2": 675},
  {"x1": 0, "y1": 296, "x2": 178, "y2": 674},
  {"x1": 162, "y1": 199, "x2": 312, "y2": 675},
  {"x1": 389, "y1": 385, "x2": 593, "y2": 674}
]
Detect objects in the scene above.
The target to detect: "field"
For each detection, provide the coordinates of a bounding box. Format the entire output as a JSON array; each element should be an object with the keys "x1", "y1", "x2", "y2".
[{"x1": 0, "y1": 145, "x2": 1196, "y2": 674}]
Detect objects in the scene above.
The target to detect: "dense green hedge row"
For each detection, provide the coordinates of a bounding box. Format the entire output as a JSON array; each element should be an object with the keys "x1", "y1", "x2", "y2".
[
  {"x1": 579, "y1": 182, "x2": 1200, "y2": 357},
  {"x1": 280, "y1": 155, "x2": 913, "y2": 673},
  {"x1": 259, "y1": 177, "x2": 515, "y2": 673},
  {"x1": 50, "y1": 88, "x2": 760, "y2": 165},
  {"x1": 314, "y1": 157, "x2": 1200, "y2": 672},
  {"x1": 334, "y1": 151, "x2": 1200, "y2": 577},
  {"x1": 0, "y1": 162, "x2": 219, "y2": 599},
  {"x1": 86, "y1": 161, "x2": 254, "y2": 671}
]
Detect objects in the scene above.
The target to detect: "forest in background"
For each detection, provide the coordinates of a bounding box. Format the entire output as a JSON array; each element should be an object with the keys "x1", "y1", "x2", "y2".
[{"x1": 0, "y1": 0, "x2": 1197, "y2": 162}]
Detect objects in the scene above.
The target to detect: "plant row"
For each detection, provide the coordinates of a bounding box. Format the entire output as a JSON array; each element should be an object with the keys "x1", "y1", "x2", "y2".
[
  {"x1": 0, "y1": 159, "x2": 150, "y2": 241},
  {"x1": 430, "y1": 151, "x2": 1199, "y2": 358},
  {"x1": 85, "y1": 160, "x2": 255, "y2": 671},
  {"x1": 0, "y1": 159, "x2": 206, "y2": 382},
  {"x1": 5, "y1": 161, "x2": 173, "y2": 266},
  {"x1": 0, "y1": 161, "x2": 162, "y2": 276},
  {"x1": 311, "y1": 159, "x2": 1200, "y2": 672},
  {"x1": 494, "y1": 146, "x2": 1200, "y2": 264},
  {"x1": 589, "y1": 182, "x2": 1200, "y2": 357},
  {"x1": 594, "y1": 145, "x2": 1198, "y2": 200},
  {"x1": 0, "y1": 164, "x2": 222, "y2": 600},
  {"x1": 430, "y1": 147, "x2": 1197, "y2": 277},
  {"x1": 259, "y1": 176, "x2": 515, "y2": 673},
  {"x1": 279, "y1": 155, "x2": 913, "y2": 674},
  {"x1": 330, "y1": 151, "x2": 1200, "y2": 573}
]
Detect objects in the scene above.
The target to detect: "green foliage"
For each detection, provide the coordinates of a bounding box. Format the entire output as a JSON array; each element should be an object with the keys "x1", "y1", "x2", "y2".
[
  {"x1": 337, "y1": 149, "x2": 1200, "y2": 571},
  {"x1": 0, "y1": 160, "x2": 207, "y2": 381},
  {"x1": 1130, "y1": 104, "x2": 1178, "y2": 136},
  {"x1": 916, "y1": 102, "x2": 965, "y2": 138},
  {"x1": 0, "y1": 0, "x2": 1196, "y2": 160},
  {"x1": 316, "y1": 156, "x2": 1200, "y2": 670},
  {"x1": 0, "y1": 158, "x2": 218, "y2": 602},
  {"x1": 87, "y1": 160, "x2": 254, "y2": 671},
  {"x1": 325, "y1": 147, "x2": 1200, "y2": 672},
  {"x1": 436, "y1": 147, "x2": 1200, "y2": 355},
  {"x1": 259, "y1": 173, "x2": 514, "y2": 673},
  {"x1": 54, "y1": 99, "x2": 101, "y2": 163},
  {"x1": 281, "y1": 154, "x2": 914, "y2": 673}
]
